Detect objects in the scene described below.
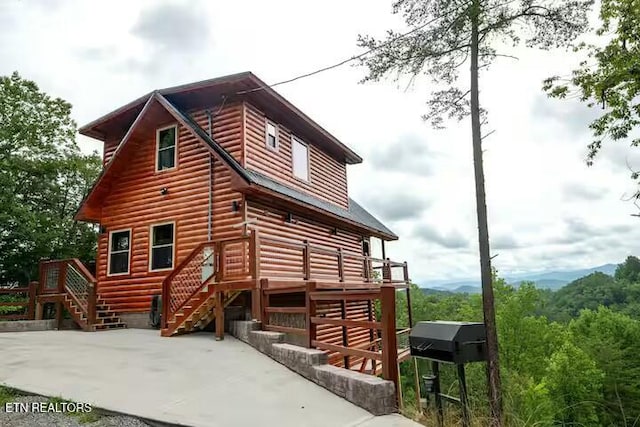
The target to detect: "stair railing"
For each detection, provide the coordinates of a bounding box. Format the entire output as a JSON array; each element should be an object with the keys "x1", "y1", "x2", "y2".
[
  {"x1": 39, "y1": 258, "x2": 98, "y2": 325},
  {"x1": 161, "y1": 232, "x2": 256, "y2": 329}
]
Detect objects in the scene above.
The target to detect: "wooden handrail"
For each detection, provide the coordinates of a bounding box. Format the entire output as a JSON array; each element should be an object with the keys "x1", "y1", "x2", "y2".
[
  {"x1": 70, "y1": 259, "x2": 97, "y2": 284},
  {"x1": 161, "y1": 234, "x2": 253, "y2": 329}
]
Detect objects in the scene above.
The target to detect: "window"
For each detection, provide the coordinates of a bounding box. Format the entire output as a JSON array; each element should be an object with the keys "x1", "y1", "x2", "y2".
[
  {"x1": 292, "y1": 136, "x2": 309, "y2": 181},
  {"x1": 156, "y1": 125, "x2": 177, "y2": 171},
  {"x1": 108, "y1": 229, "x2": 131, "y2": 275},
  {"x1": 150, "y1": 223, "x2": 175, "y2": 271},
  {"x1": 265, "y1": 121, "x2": 278, "y2": 151}
]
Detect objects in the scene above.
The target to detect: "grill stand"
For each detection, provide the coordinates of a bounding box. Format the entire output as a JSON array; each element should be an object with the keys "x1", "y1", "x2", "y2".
[{"x1": 423, "y1": 361, "x2": 470, "y2": 427}]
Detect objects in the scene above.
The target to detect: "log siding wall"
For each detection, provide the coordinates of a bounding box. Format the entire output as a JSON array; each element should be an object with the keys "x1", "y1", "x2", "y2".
[
  {"x1": 96, "y1": 104, "x2": 244, "y2": 312},
  {"x1": 243, "y1": 102, "x2": 349, "y2": 209},
  {"x1": 248, "y1": 201, "x2": 372, "y2": 365}
]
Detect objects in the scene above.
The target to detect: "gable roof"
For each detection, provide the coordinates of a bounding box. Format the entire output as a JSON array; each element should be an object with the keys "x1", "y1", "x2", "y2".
[
  {"x1": 79, "y1": 72, "x2": 363, "y2": 165},
  {"x1": 76, "y1": 91, "x2": 396, "y2": 240}
]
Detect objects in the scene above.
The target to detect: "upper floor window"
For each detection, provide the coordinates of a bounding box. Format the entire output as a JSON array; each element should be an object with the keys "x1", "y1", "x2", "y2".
[
  {"x1": 292, "y1": 136, "x2": 309, "y2": 181},
  {"x1": 108, "y1": 229, "x2": 131, "y2": 276},
  {"x1": 150, "y1": 222, "x2": 175, "y2": 271},
  {"x1": 156, "y1": 125, "x2": 177, "y2": 171},
  {"x1": 265, "y1": 120, "x2": 278, "y2": 151}
]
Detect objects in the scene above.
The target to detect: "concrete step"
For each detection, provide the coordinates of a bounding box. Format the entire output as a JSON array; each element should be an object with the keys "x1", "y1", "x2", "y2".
[{"x1": 94, "y1": 322, "x2": 127, "y2": 331}]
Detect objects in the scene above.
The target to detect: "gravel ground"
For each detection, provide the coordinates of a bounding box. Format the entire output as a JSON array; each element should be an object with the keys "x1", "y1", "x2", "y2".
[{"x1": 0, "y1": 395, "x2": 151, "y2": 427}]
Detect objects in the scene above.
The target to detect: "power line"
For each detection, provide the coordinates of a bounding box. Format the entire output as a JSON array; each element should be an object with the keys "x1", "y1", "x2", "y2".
[{"x1": 235, "y1": 2, "x2": 473, "y2": 95}]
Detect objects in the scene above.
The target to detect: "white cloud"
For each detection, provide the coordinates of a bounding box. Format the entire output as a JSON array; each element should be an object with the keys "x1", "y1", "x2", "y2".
[{"x1": 2, "y1": 0, "x2": 639, "y2": 284}]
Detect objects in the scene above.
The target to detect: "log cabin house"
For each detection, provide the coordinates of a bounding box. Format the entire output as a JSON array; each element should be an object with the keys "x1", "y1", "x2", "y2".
[{"x1": 37, "y1": 72, "x2": 412, "y2": 390}]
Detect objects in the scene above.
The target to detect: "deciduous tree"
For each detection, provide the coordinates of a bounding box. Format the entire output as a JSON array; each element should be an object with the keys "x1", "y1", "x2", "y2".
[
  {"x1": 0, "y1": 72, "x2": 100, "y2": 285},
  {"x1": 544, "y1": 0, "x2": 640, "y2": 197}
]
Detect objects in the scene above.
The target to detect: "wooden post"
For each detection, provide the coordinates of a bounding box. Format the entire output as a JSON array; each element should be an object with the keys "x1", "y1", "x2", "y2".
[
  {"x1": 38, "y1": 261, "x2": 45, "y2": 294},
  {"x1": 87, "y1": 283, "x2": 97, "y2": 328},
  {"x1": 27, "y1": 282, "x2": 37, "y2": 320},
  {"x1": 337, "y1": 248, "x2": 344, "y2": 282},
  {"x1": 249, "y1": 229, "x2": 261, "y2": 279},
  {"x1": 305, "y1": 281, "x2": 316, "y2": 348},
  {"x1": 382, "y1": 259, "x2": 392, "y2": 283},
  {"x1": 340, "y1": 299, "x2": 350, "y2": 368},
  {"x1": 261, "y1": 279, "x2": 269, "y2": 326},
  {"x1": 215, "y1": 291, "x2": 225, "y2": 340},
  {"x1": 58, "y1": 262, "x2": 67, "y2": 293},
  {"x1": 250, "y1": 231, "x2": 262, "y2": 321},
  {"x1": 218, "y1": 242, "x2": 226, "y2": 281},
  {"x1": 363, "y1": 257, "x2": 370, "y2": 282},
  {"x1": 35, "y1": 302, "x2": 43, "y2": 321},
  {"x1": 381, "y1": 285, "x2": 399, "y2": 403},
  {"x1": 303, "y1": 240, "x2": 311, "y2": 280},
  {"x1": 367, "y1": 299, "x2": 376, "y2": 373},
  {"x1": 405, "y1": 262, "x2": 413, "y2": 328},
  {"x1": 161, "y1": 274, "x2": 169, "y2": 329},
  {"x1": 253, "y1": 278, "x2": 267, "y2": 322},
  {"x1": 55, "y1": 301, "x2": 63, "y2": 330}
]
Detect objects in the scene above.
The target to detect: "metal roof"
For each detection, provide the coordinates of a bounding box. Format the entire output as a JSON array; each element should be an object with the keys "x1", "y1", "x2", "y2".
[{"x1": 244, "y1": 170, "x2": 397, "y2": 239}]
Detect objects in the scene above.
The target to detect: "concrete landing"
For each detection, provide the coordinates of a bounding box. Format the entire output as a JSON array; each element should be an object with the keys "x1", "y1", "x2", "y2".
[{"x1": 0, "y1": 329, "x2": 421, "y2": 427}]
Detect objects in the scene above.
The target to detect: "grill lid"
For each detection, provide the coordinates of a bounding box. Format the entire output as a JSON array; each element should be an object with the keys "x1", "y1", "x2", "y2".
[{"x1": 409, "y1": 321, "x2": 487, "y2": 364}]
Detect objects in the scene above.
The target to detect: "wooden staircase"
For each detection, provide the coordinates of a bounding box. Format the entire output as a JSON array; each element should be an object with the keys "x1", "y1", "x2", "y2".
[
  {"x1": 63, "y1": 294, "x2": 126, "y2": 332},
  {"x1": 161, "y1": 283, "x2": 241, "y2": 336}
]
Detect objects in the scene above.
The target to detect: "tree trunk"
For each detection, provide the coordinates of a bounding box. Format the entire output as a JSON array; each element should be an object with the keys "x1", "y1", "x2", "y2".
[{"x1": 470, "y1": 1, "x2": 503, "y2": 425}]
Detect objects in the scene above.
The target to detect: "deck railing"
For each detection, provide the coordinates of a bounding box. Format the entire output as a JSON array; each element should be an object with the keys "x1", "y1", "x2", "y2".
[
  {"x1": 258, "y1": 235, "x2": 409, "y2": 286},
  {"x1": 0, "y1": 282, "x2": 37, "y2": 321},
  {"x1": 260, "y1": 279, "x2": 410, "y2": 398}
]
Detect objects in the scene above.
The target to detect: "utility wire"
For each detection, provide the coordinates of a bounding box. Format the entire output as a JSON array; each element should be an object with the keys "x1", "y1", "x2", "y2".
[{"x1": 235, "y1": 2, "x2": 473, "y2": 95}]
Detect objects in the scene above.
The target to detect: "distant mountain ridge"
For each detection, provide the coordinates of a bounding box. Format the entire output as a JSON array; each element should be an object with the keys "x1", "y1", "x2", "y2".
[{"x1": 423, "y1": 264, "x2": 618, "y2": 293}]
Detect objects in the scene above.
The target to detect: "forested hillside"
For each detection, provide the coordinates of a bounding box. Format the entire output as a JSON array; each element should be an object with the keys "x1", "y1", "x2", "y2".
[{"x1": 405, "y1": 256, "x2": 640, "y2": 426}]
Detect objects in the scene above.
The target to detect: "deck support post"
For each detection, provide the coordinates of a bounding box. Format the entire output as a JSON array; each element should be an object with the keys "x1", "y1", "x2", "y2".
[
  {"x1": 381, "y1": 285, "x2": 399, "y2": 404},
  {"x1": 87, "y1": 283, "x2": 97, "y2": 328},
  {"x1": 35, "y1": 302, "x2": 43, "y2": 321},
  {"x1": 55, "y1": 301, "x2": 63, "y2": 330},
  {"x1": 215, "y1": 291, "x2": 225, "y2": 340},
  {"x1": 27, "y1": 282, "x2": 37, "y2": 320},
  {"x1": 305, "y1": 281, "x2": 317, "y2": 348}
]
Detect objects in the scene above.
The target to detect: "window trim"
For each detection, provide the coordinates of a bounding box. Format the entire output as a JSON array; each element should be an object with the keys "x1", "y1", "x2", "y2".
[
  {"x1": 265, "y1": 120, "x2": 279, "y2": 152},
  {"x1": 155, "y1": 124, "x2": 178, "y2": 172},
  {"x1": 148, "y1": 221, "x2": 176, "y2": 272},
  {"x1": 107, "y1": 228, "x2": 132, "y2": 277},
  {"x1": 291, "y1": 135, "x2": 310, "y2": 182}
]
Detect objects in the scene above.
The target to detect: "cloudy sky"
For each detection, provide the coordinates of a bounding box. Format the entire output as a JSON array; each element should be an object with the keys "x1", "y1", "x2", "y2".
[{"x1": 1, "y1": 0, "x2": 638, "y2": 285}]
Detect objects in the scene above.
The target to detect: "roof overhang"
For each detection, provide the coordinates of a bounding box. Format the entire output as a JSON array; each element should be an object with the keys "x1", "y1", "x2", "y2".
[
  {"x1": 79, "y1": 72, "x2": 362, "y2": 165},
  {"x1": 232, "y1": 177, "x2": 398, "y2": 241}
]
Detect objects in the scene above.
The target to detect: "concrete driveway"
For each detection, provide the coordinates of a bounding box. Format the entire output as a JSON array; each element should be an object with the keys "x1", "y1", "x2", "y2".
[{"x1": 0, "y1": 329, "x2": 421, "y2": 427}]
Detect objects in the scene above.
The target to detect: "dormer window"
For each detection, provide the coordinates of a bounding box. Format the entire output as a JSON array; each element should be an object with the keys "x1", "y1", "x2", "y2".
[
  {"x1": 265, "y1": 120, "x2": 278, "y2": 151},
  {"x1": 156, "y1": 125, "x2": 177, "y2": 171},
  {"x1": 292, "y1": 136, "x2": 309, "y2": 181}
]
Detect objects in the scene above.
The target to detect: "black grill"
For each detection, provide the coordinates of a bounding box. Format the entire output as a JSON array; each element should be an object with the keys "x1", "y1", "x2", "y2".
[{"x1": 409, "y1": 321, "x2": 487, "y2": 364}]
